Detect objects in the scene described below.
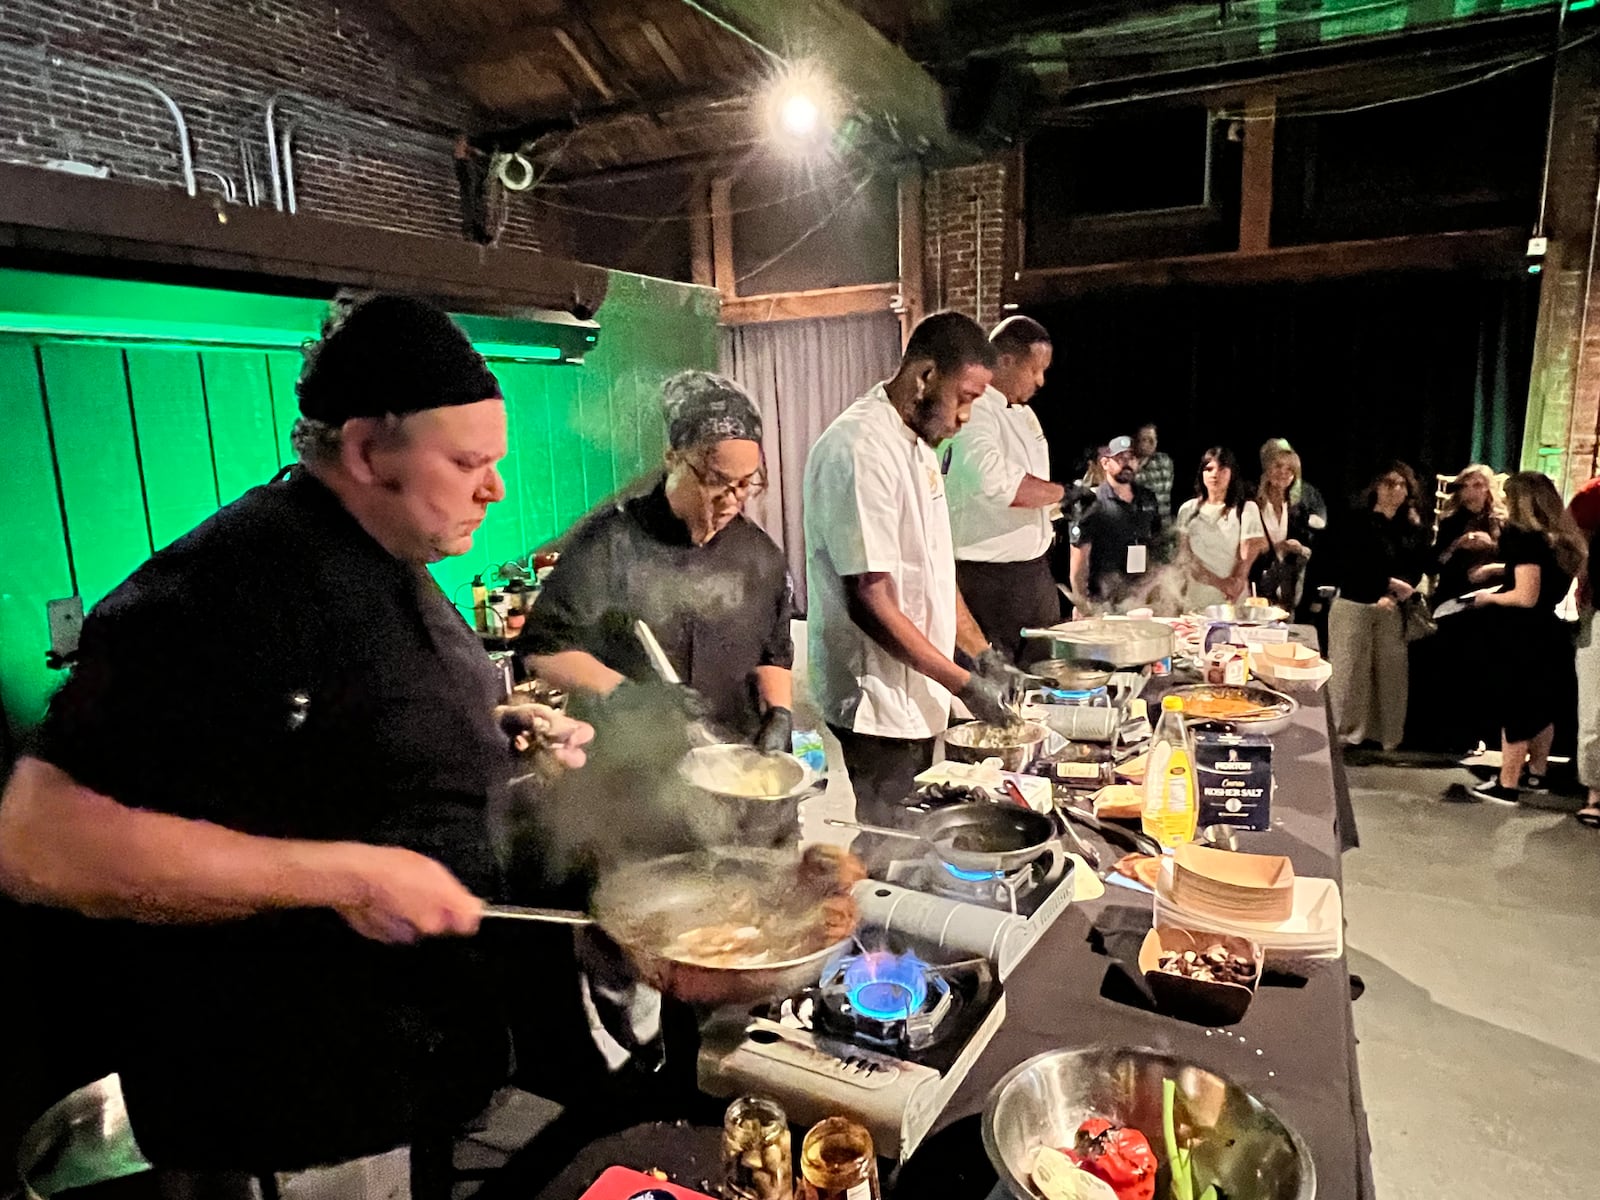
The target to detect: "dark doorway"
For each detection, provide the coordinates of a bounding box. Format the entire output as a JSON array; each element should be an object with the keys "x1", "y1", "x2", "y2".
[{"x1": 1028, "y1": 270, "x2": 1539, "y2": 514}]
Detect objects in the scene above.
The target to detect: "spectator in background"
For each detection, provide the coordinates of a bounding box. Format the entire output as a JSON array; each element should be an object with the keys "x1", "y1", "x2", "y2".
[
  {"x1": 1134, "y1": 423, "x2": 1175, "y2": 514},
  {"x1": 1328, "y1": 461, "x2": 1430, "y2": 750},
  {"x1": 1571, "y1": 475, "x2": 1600, "y2": 827},
  {"x1": 1413, "y1": 464, "x2": 1506, "y2": 756},
  {"x1": 1069, "y1": 435, "x2": 1166, "y2": 612},
  {"x1": 1469, "y1": 472, "x2": 1587, "y2": 804},
  {"x1": 1432, "y1": 464, "x2": 1505, "y2": 605},
  {"x1": 1251, "y1": 444, "x2": 1322, "y2": 611},
  {"x1": 1260, "y1": 438, "x2": 1328, "y2": 525},
  {"x1": 1174, "y1": 447, "x2": 1267, "y2": 609}
]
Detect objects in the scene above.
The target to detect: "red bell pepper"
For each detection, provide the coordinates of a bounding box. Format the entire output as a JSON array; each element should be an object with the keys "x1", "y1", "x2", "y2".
[{"x1": 1064, "y1": 1118, "x2": 1159, "y2": 1200}]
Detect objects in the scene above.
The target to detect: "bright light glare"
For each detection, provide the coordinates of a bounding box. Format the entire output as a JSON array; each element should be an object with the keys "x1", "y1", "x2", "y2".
[{"x1": 780, "y1": 93, "x2": 820, "y2": 137}]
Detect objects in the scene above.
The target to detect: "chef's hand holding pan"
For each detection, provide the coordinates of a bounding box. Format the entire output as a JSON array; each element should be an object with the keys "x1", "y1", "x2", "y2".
[
  {"x1": 754, "y1": 705, "x2": 794, "y2": 753},
  {"x1": 330, "y1": 844, "x2": 485, "y2": 944},
  {"x1": 496, "y1": 701, "x2": 595, "y2": 769}
]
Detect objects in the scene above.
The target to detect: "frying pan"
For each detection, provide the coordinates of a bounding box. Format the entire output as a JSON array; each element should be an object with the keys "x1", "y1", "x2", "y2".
[
  {"x1": 826, "y1": 801, "x2": 1060, "y2": 873},
  {"x1": 482, "y1": 846, "x2": 852, "y2": 1007}
]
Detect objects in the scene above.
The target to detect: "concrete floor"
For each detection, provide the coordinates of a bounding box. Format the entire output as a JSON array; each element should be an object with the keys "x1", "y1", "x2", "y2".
[{"x1": 1343, "y1": 762, "x2": 1599, "y2": 1200}]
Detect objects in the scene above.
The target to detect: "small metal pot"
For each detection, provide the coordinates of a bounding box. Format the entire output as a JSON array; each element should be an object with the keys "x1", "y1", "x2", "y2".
[
  {"x1": 942, "y1": 720, "x2": 1050, "y2": 773},
  {"x1": 678, "y1": 744, "x2": 823, "y2": 848}
]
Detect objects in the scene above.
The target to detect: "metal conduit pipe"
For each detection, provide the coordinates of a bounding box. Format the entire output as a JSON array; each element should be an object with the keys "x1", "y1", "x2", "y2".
[
  {"x1": 238, "y1": 134, "x2": 258, "y2": 207},
  {"x1": 192, "y1": 166, "x2": 236, "y2": 203},
  {"x1": 266, "y1": 89, "x2": 453, "y2": 213},
  {"x1": 0, "y1": 43, "x2": 199, "y2": 197},
  {"x1": 281, "y1": 122, "x2": 297, "y2": 215}
]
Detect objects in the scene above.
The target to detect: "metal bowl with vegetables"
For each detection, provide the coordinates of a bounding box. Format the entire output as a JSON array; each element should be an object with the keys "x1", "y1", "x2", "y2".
[{"x1": 983, "y1": 1046, "x2": 1315, "y2": 1200}]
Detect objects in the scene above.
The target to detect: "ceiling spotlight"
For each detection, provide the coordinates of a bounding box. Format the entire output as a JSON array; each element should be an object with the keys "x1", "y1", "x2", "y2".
[
  {"x1": 765, "y1": 62, "x2": 836, "y2": 152},
  {"x1": 781, "y1": 93, "x2": 820, "y2": 137}
]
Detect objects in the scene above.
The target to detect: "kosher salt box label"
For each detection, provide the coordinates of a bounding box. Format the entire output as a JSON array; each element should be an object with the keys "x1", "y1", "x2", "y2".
[{"x1": 1194, "y1": 729, "x2": 1272, "y2": 831}]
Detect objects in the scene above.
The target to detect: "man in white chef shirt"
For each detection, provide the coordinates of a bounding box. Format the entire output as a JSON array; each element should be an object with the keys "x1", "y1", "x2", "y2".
[
  {"x1": 945, "y1": 316, "x2": 1063, "y2": 665},
  {"x1": 805, "y1": 312, "x2": 1018, "y2": 829}
]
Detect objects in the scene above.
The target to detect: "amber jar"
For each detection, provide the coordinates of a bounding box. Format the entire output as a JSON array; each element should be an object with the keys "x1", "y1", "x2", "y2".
[{"x1": 797, "y1": 1117, "x2": 880, "y2": 1200}]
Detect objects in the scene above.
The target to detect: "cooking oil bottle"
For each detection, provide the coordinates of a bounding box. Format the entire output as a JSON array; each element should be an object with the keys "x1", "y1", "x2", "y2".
[{"x1": 1142, "y1": 695, "x2": 1198, "y2": 848}]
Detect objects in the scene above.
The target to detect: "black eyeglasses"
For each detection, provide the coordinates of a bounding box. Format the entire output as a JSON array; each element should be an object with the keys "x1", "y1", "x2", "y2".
[{"x1": 685, "y1": 457, "x2": 767, "y2": 501}]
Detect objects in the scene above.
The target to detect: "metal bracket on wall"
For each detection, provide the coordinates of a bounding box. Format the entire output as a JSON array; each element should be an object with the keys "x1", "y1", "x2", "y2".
[{"x1": 45, "y1": 596, "x2": 83, "y2": 670}]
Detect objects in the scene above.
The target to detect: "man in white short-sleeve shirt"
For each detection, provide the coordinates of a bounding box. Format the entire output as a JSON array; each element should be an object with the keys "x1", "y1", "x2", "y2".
[
  {"x1": 945, "y1": 316, "x2": 1063, "y2": 665},
  {"x1": 805, "y1": 312, "x2": 1016, "y2": 827}
]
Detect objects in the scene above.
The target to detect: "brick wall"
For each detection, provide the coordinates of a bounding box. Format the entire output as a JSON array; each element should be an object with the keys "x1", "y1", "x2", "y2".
[
  {"x1": 923, "y1": 158, "x2": 1008, "y2": 329},
  {"x1": 0, "y1": 0, "x2": 569, "y2": 255},
  {"x1": 1524, "y1": 37, "x2": 1600, "y2": 491}
]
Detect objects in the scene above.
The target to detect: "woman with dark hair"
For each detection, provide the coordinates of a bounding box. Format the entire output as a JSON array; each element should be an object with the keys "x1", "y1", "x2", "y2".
[
  {"x1": 1328, "y1": 461, "x2": 1431, "y2": 750},
  {"x1": 1469, "y1": 471, "x2": 1587, "y2": 803},
  {"x1": 1174, "y1": 447, "x2": 1266, "y2": 609}
]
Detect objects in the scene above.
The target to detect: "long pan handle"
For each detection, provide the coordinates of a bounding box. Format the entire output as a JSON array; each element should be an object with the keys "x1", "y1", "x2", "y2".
[
  {"x1": 823, "y1": 818, "x2": 926, "y2": 842},
  {"x1": 633, "y1": 619, "x2": 682, "y2": 685},
  {"x1": 481, "y1": 904, "x2": 594, "y2": 926}
]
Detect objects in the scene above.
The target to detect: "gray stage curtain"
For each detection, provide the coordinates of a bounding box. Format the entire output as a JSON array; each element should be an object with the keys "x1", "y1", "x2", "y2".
[{"x1": 720, "y1": 310, "x2": 903, "y2": 612}]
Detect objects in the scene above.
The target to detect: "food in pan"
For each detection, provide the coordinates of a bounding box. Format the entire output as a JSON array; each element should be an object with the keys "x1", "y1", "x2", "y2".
[
  {"x1": 1177, "y1": 688, "x2": 1284, "y2": 721},
  {"x1": 958, "y1": 721, "x2": 1043, "y2": 749},
  {"x1": 681, "y1": 746, "x2": 798, "y2": 799},
  {"x1": 665, "y1": 923, "x2": 771, "y2": 967}
]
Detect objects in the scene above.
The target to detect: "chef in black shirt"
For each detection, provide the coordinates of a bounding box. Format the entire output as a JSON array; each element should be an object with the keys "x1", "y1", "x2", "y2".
[
  {"x1": 0, "y1": 296, "x2": 592, "y2": 1188},
  {"x1": 520, "y1": 370, "x2": 795, "y2": 751}
]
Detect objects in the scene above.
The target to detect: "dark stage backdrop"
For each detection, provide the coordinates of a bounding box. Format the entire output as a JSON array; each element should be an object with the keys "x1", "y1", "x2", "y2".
[{"x1": 1028, "y1": 271, "x2": 1539, "y2": 515}]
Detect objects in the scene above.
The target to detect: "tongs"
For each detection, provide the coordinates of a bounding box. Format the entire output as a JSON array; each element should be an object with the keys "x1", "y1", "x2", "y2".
[{"x1": 633, "y1": 619, "x2": 722, "y2": 747}]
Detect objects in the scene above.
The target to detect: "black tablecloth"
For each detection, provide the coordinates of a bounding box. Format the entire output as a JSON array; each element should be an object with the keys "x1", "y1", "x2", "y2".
[{"x1": 489, "y1": 676, "x2": 1374, "y2": 1200}]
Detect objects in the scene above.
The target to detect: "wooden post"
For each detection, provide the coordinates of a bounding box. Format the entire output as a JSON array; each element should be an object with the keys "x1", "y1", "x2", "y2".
[
  {"x1": 1239, "y1": 95, "x2": 1276, "y2": 255},
  {"x1": 710, "y1": 174, "x2": 737, "y2": 300},
  {"x1": 688, "y1": 173, "x2": 714, "y2": 288},
  {"x1": 897, "y1": 170, "x2": 925, "y2": 343}
]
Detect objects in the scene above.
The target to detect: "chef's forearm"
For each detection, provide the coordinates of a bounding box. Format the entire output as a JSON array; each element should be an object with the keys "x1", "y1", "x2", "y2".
[
  {"x1": 954, "y1": 589, "x2": 990, "y2": 658},
  {"x1": 1011, "y1": 474, "x2": 1065, "y2": 509},
  {"x1": 1069, "y1": 545, "x2": 1090, "y2": 601},
  {"x1": 754, "y1": 665, "x2": 792, "y2": 711},
  {"x1": 0, "y1": 757, "x2": 380, "y2": 921},
  {"x1": 525, "y1": 650, "x2": 626, "y2": 695},
  {"x1": 844, "y1": 574, "x2": 969, "y2": 694}
]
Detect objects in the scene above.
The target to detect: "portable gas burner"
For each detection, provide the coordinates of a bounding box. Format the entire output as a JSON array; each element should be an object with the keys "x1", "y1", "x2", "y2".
[
  {"x1": 697, "y1": 942, "x2": 1004, "y2": 1162},
  {"x1": 845, "y1": 847, "x2": 1075, "y2": 979}
]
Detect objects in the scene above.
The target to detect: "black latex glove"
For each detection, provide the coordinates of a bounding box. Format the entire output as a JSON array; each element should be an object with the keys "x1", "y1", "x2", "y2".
[
  {"x1": 755, "y1": 705, "x2": 794, "y2": 754},
  {"x1": 957, "y1": 670, "x2": 1012, "y2": 725},
  {"x1": 974, "y1": 646, "x2": 1035, "y2": 709}
]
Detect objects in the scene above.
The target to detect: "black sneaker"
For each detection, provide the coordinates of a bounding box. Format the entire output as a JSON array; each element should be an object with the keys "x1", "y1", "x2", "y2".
[
  {"x1": 1521, "y1": 772, "x2": 1549, "y2": 793},
  {"x1": 1470, "y1": 779, "x2": 1520, "y2": 805}
]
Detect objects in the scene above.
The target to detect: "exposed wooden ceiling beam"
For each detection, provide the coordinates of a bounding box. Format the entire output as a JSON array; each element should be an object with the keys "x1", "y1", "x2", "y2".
[
  {"x1": 553, "y1": 28, "x2": 617, "y2": 101},
  {"x1": 640, "y1": 20, "x2": 692, "y2": 86},
  {"x1": 678, "y1": 0, "x2": 966, "y2": 157}
]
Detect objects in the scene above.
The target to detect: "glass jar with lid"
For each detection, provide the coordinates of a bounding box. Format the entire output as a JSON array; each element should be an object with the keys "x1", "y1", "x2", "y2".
[{"x1": 797, "y1": 1117, "x2": 880, "y2": 1200}]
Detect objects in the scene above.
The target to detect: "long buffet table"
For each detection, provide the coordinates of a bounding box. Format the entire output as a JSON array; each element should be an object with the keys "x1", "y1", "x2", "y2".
[{"x1": 486, "y1": 678, "x2": 1375, "y2": 1200}]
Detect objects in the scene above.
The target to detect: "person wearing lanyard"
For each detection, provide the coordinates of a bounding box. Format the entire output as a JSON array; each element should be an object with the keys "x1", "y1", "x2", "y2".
[
  {"x1": 0, "y1": 295, "x2": 593, "y2": 1194},
  {"x1": 518, "y1": 371, "x2": 794, "y2": 751},
  {"x1": 804, "y1": 312, "x2": 1020, "y2": 830},
  {"x1": 1069, "y1": 435, "x2": 1167, "y2": 611},
  {"x1": 944, "y1": 316, "x2": 1063, "y2": 665}
]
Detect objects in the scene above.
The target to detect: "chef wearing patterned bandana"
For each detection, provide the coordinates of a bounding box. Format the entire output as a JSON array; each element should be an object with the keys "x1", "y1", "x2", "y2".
[{"x1": 520, "y1": 370, "x2": 796, "y2": 750}]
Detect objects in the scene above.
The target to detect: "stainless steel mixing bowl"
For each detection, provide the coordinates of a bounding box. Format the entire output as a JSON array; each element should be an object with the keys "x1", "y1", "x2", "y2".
[{"x1": 983, "y1": 1046, "x2": 1316, "y2": 1200}]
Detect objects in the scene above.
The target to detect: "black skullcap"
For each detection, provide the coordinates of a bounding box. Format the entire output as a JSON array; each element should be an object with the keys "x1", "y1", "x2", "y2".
[
  {"x1": 661, "y1": 370, "x2": 762, "y2": 451},
  {"x1": 296, "y1": 294, "x2": 502, "y2": 423}
]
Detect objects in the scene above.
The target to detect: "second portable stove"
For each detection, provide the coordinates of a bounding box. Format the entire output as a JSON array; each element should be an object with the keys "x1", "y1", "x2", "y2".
[{"x1": 848, "y1": 846, "x2": 1077, "y2": 979}]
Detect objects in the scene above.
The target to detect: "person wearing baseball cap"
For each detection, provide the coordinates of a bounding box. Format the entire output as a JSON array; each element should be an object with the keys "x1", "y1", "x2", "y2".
[
  {"x1": 1069, "y1": 433, "x2": 1168, "y2": 609},
  {"x1": 0, "y1": 294, "x2": 592, "y2": 1184}
]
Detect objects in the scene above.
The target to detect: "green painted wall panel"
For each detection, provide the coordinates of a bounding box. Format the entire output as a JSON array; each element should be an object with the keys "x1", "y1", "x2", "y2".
[
  {"x1": 39, "y1": 343, "x2": 151, "y2": 608},
  {"x1": 126, "y1": 348, "x2": 219, "y2": 549},
  {"x1": 0, "y1": 269, "x2": 720, "y2": 736},
  {"x1": 0, "y1": 339, "x2": 73, "y2": 738},
  {"x1": 266, "y1": 351, "x2": 305, "y2": 468},
  {"x1": 201, "y1": 351, "x2": 281, "y2": 504}
]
